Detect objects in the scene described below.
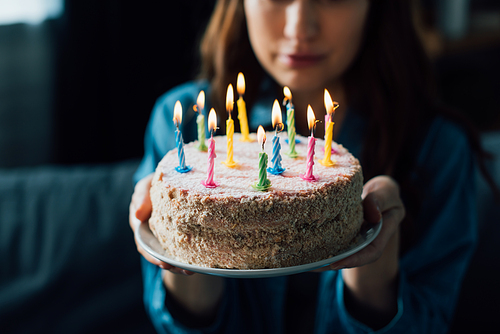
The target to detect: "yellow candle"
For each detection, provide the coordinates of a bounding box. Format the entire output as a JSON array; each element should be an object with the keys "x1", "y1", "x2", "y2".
[
  {"x1": 319, "y1": 89, "x2": 336, "y2": 167},
  {"x1": 319, "y1": 120, "x2": 335, "y2": 167},
  {"x1": 222, "y1": 84, "x2": 238, "y2": 168},
  {"x1": 237, "y1": 72, "x2": 253, "y2": 142}
]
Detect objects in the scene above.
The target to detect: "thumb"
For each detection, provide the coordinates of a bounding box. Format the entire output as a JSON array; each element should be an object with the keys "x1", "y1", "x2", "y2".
[{"x1": 134, "y1": 173, "x2": 154, "y2": 222}]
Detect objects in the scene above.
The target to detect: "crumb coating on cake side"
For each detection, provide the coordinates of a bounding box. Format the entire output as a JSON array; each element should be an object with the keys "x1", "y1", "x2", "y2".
[{"x1": 149, "y1": 133, "x2": 363, "y2": 269}]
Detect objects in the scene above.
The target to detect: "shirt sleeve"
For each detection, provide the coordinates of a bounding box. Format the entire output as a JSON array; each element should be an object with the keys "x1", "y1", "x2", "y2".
[
  {"x1": 142, "y1": 258, "x2": 290, "y2": 333},
  {"x1": 141, "y1": 259, "x2": 235, "y2": 334},
  {"x1": 315, "y1": 118, "x2": 478, "y2": 333}
]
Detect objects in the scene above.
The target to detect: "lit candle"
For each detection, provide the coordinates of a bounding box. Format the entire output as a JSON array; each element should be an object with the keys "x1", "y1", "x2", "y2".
[
  {"x1": 300, "y1": 105, "x2": 318, "y2": 182},
  {"x1": 222, "y1": 84, "x2": 238, "y2": 167},
  {"x1": 194, "y1": 90, "x2": 208, "y2": 152},
  {"x1": 237, "y1": 72, "x2": 253, "y2": 142},
  {"x1": 173, "y1": 100, "x2": 192, "y2": 173},
  {"x1": 319, "y1": 89, "x2": 339, "y2": 167},
  {"x1": 283, "y1": 86, "x2": 299, "y2": 158},
  {"x1": 252, "y1": 126, "x2": 271, "y2": 191},
  {"x1": 267, "y1": 99, "x2": 286, "y2": 175},
  {"x1": 202, "y1": 108, "x2": 219, "y2": 188},
  {"x1": 324, "y1": 89, "x2": 332, "y2": 134}
]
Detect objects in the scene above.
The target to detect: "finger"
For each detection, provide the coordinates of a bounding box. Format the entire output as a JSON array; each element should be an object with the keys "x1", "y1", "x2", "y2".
[
  {"x1": 321, "y1": 214, "x2": 402, "y2": 270},
  {"x1": 312, "y1": 265, "x2": 332, "y2": 273},
  {"x1": 363, "y1": 195, "x2": 382, "y2": 224},
  {"x1": 134, "y1": 234, "x2": 194, "y2": 276},
  {"x1": 313, "y1": 237, "x2": 383, "y2": 272},
  {"x1": 133, "y1": 228, "x2": 196, "y2": 275},
  {"x1": 129, "y1": 173, "x2": 154, "y2": 231},
  {"x1": 129, "y1": 174, "x2": 195, "y2": 275},
  {"x1": 313, "y1": 239, "x2": 382, "y2": 271},
  {"x1": 129, "y1": 202, "x2": 142, "y2": 231},
  {"x1": 329, "y1": 242, "x2": 381, "y2": 270},
  {"x1": 362, "y1": 176, "x2": 405, "y2": 229},
  {"x1": 328, "y1": 207, "x2": 403, "y2": 270},
  {"x1": 134, "y1": 173, "x2": 154, "y2": 222},
  {"x1": 163, "y1": 266, "x2": 194, "y2": 276},
  {"x1": 362, "y1": 176, "x2": 402, "y2": 215},
  {"x1": 134, "y1": 231, "x2": 166, "y2": 265},
  {"x1": 314, "y1": 177, "x2": 405, "y2": 272}
]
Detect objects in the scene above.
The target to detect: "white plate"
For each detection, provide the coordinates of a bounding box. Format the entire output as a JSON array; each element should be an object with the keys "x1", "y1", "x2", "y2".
[{"x1": 136, "y1": 220, "x2": 382, "y2": 278}]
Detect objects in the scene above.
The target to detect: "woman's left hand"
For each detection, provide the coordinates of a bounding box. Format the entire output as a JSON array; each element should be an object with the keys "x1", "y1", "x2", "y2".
[
  {"x1": 328, "y1": 175, "x2": 405, "y2": 270},
  {"x1": 316, "y1": 175, "x2": 405, "y2": 323}
]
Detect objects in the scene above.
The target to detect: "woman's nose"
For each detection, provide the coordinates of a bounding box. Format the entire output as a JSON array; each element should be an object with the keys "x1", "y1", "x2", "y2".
[{"x1": 283, "y1": 0, "x2": 320, "y2": 42}]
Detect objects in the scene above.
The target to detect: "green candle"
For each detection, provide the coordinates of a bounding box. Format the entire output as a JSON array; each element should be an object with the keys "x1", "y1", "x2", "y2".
[
  {"x1": 195, "y1": 91, "x2": 208, "y2": 152},
  {"x1": 196, "y1": 113, "x2": 208, "y2": 152},
  {"x1": 252, "y1": 126, "x2": 271, "y2": 191},
  {"x1": 284, "y1": 86, "x2": 299, "y2": 158}
]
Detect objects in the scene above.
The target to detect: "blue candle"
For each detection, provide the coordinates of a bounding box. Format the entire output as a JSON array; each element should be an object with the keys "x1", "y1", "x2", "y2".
[
  {"x1": 267, "y1": 99, "x2": 285, "y2": 175},
  {"x1": 173, "y1": 101, "x2": 192, "y2": 173},
  {"x1": 268, "y1": 134, "x2": 286, "y2": 175}
]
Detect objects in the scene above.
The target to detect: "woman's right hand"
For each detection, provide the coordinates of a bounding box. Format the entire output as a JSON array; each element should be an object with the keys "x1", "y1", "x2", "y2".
[{"x1": 129, "y1": 173, "x2": 194, "y2": 276}]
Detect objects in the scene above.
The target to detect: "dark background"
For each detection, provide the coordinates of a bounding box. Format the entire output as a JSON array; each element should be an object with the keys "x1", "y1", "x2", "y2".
[
  {"x1": 0, "y1": 0, "x2": 216, "y2": 168},
  {"x1": 53, "y1": 0, "x2": 217, "y2": 165},
  {"x1": 0, "y1": 1, "x2": 499, "y2": 333}
]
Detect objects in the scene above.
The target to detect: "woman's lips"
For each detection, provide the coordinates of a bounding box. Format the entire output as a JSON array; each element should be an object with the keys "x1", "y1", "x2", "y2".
[{"x1": 278, "y1": 53, "x2": 326, "y2": 68}]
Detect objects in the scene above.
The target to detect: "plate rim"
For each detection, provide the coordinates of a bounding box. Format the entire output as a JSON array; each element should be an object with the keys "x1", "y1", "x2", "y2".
[{"x1": 136, "y1": 219, "x2": 382, "y2": 278}]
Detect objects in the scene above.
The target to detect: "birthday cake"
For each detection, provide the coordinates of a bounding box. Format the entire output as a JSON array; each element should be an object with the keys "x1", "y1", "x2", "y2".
[{"x1": 149, "y1": 133, "x2": 363, "y2": 269}]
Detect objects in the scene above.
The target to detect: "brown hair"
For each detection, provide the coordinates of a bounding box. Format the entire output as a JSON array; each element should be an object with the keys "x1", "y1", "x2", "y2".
[
  {"x1": 199, "y1": 0, "x2": 498, "y2": 249},
  {"x1": 199, "y1": 0, "x2": 263, "y2": 128},
  {"x1": 344, "y1": 1, "x2": 498, "y2": 247}
]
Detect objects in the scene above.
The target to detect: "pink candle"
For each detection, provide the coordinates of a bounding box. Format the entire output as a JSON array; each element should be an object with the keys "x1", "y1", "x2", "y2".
[
  {"x1": 202, "y1": 108, "x2": 219, "y2": 188},
  {"x1": 300, "y1": 135, "x2": 317, "y2": 182},
  {"x1": 300, "y1": 105, "x2": 318, "y2": 182}
]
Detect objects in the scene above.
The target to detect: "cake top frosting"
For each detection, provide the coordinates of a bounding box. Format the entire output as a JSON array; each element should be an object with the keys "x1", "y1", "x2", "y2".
[{"x1": 156, "y1": 133, "x2": 360, "y2": 199}]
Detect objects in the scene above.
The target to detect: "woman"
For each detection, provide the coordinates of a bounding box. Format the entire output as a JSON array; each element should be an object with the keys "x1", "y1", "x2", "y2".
[{"x1": 130, "y1": 0, "x2": 484, "y2": 332}]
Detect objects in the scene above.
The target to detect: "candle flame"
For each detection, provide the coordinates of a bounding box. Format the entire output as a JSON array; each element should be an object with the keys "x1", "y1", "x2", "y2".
[
  {"x1": 283, "y1": 86, "x2": 292, "y2": 102},
  {"x1": 197, "y1": 90, "x2": 205, "y2": 111},
  {"x1": 307, "y1": 105, "x2": 316, "y2": 130},
  {"x1": 173, "y1": 100, "x2": 182, "y2": 125},
  {"x1": 257, "y1": 125, "x2": 266, "y2": 147},
  {"x1": 208, "y1": 108, "x2": 217, "y2": 133},
  {"x1": 226, "y1": 84, "x2": 234, "y2": 116},
  {"x1": 237, "y1": 72, "x2": 245, "y2": 96},
  {"x1": 272, "y1": 99, "x2": 282, "y2": 129},
  {"x1": 324, "y1": 89, "x2": 340, "y2": 116},
  {"x1": 324, "y1": 89, "x2": 334, "y2": 116}
]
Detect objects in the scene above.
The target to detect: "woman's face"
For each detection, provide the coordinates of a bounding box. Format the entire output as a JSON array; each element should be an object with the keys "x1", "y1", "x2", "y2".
[{"x1": 244, "y1": 0, "x2": 370, "y2": 94}]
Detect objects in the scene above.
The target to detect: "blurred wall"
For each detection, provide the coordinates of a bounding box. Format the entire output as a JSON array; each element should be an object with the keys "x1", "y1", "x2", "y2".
[
  {"x1": 0, "y1": 0, "x2": 215, "y2": 168},
  {"x1": 0, "y1": 23, "x2": 56, "y2": 167},
  {"x1": 54, "y1": 0, "x2": 216, "y2": 165}
]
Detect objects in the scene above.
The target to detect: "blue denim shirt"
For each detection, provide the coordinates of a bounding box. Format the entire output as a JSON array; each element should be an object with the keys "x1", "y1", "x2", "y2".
[{"x1": 135, "y1": 80, "x2": 477, "y2": 334}]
